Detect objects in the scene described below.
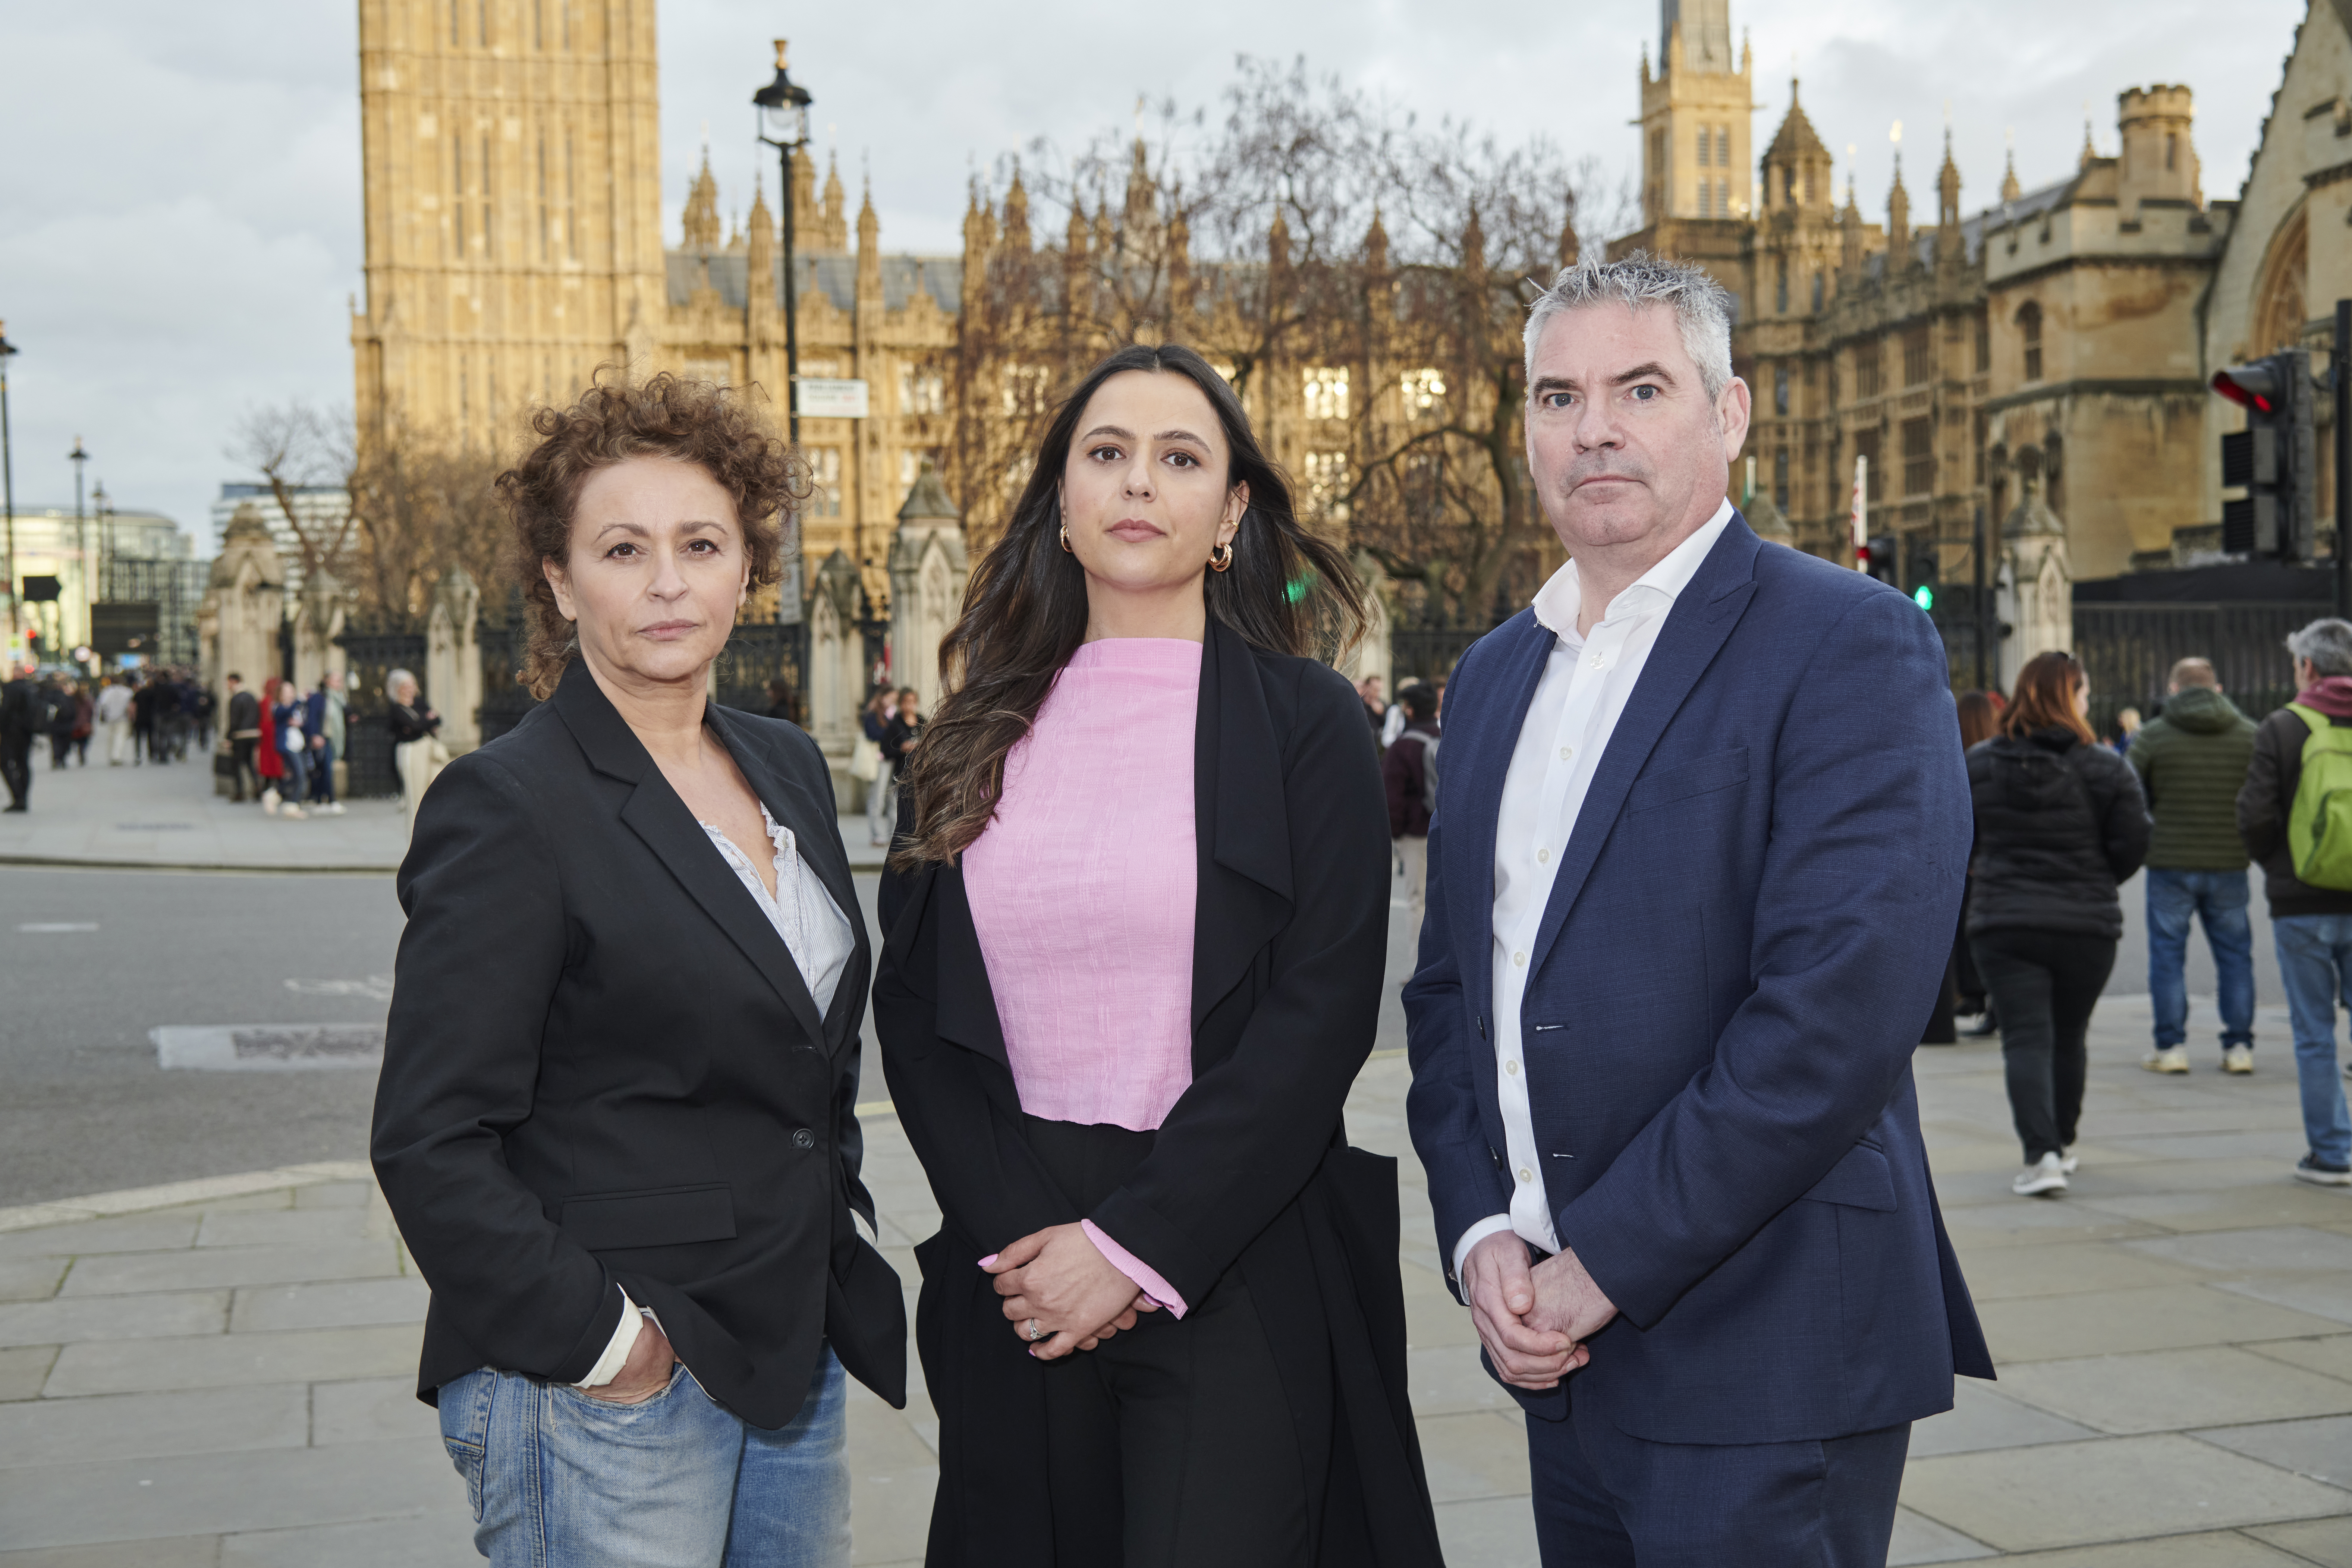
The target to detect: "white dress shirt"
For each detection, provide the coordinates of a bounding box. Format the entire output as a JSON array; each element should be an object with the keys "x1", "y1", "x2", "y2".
[
  {"x1": 1451, "y1": 499, "x2": 1735, "y2": 1284},
  {"x1": 576, "y1": 804, "x2": 858, "y2": 1388}
]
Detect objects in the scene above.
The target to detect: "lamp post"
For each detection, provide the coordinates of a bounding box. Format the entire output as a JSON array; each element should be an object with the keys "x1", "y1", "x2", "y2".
[
  {"x1": 753, "y1": 39, "x2": 813, "y2": 450},
  {"x1": 92, "y1": 481, "x2": 110, "y2": 608},
  {"x1": 0, "y1": 321, "x2": 17, "y2": 655},
  {"x1": 69, "y1": 437, "x2": 88, "y2": 666}
]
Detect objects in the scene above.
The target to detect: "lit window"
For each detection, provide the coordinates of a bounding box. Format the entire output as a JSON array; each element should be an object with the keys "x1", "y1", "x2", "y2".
[
  {"x1": 1400, "y1": 368, "x2": 1446, "y2": 413},
  {"x1": 808, "y1": 447, "x2": 842, "y2": 517},
  {"x1": 1302, "y1": 366, "x2": 1350, "y2": 421},
  {"x1": 1302, "y1": 451, "x2": 1351, "y2": 520}
]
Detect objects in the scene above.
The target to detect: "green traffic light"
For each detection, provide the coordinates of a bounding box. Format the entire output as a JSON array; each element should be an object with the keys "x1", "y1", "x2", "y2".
[{"x1": 1912, "y1": 585, "x2": 1935, "y2": 611}]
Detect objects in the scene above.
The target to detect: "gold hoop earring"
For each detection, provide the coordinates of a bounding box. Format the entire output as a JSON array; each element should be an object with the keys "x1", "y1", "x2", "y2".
[
  {"x1": 1209, "y1": 541, "x2": 1234, "y2": 573},
  {"x1": 1059, "y1": 523, "x2": 1073, "y2": 554}
]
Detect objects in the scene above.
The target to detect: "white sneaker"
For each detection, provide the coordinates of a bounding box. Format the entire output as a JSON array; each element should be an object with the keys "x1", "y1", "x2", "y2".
[
  {"x1": 282, "y1": 805, "x2": 306, "y2": 819},
  {"x1": 328, "y1": 802, "x2": 346, "y2": 815},
  {"x1": 2014, "y1": 1152, "x2": 2069, "y2": 1197},
  {"x1": 2224, "y1": 1046, "x2": 2254, "y2": 1075},
  {"x1": 2059, "y1": 1149, "x2": 2080, "y2": 1175},
  {"x1": 2143, "y1": 1048, "x2": 2190, "y2": 1074}
]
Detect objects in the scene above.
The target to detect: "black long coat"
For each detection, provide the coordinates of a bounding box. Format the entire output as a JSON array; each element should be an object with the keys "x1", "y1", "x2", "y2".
[
  {"x1": 371, "y1": 659, "x2": 906, "y2": 1428},
  {"x1": 874, "y1": 620, "x2": 1443, "y2": 1568}
]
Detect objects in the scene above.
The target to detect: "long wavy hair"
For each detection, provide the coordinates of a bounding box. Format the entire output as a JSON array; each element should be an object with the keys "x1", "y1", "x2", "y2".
[{"x1": 894, "y1": 342, "x2": 1371, "y2": 870}]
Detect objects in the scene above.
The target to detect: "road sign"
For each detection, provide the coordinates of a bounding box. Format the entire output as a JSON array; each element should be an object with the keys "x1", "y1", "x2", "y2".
[{"x1": 796, "y1": 378, "x2": 869, "y2": 418}]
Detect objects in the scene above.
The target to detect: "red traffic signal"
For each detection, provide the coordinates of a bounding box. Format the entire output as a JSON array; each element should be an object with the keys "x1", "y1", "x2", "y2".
[{"x1": 2212, "y1": 363, "x2": 2282, "y2": 415}]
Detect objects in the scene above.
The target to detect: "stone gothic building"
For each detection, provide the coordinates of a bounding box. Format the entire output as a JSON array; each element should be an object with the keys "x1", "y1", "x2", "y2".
[{"x1": 1616, "y1": 0, "x2": 2349, "y2": 615}]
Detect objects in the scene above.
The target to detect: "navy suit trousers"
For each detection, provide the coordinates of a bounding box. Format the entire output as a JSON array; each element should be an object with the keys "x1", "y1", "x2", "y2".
[{"x1": 1529, "y1": 1405, "x2": 1910, "y2": 1568}]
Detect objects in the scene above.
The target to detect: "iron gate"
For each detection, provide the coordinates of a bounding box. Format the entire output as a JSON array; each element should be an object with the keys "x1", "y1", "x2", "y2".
[{"x1": 333, "y1": 627, "x2": 428, "y2": 799}]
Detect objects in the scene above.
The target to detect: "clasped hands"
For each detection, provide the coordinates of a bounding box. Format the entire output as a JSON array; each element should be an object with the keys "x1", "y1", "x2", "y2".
[
  {"x1": 985, "y1": 1223, "x2": 1158, "y2": 1361},
  {"x1": 1462, "y1": 1229, "x2": 1619, "y2": 1391}
]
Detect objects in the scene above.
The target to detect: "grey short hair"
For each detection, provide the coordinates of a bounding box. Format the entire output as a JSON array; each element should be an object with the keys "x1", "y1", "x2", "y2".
[
  {"x1": 386, "y1": 668, "x2": 418, "y2": 699},
  {"x1": 2287, "y1": 620, "x2": 2352, "y2": 678},
  {"x1": 1524, "y1": 252, "x2": 1737, "y2": 405}
]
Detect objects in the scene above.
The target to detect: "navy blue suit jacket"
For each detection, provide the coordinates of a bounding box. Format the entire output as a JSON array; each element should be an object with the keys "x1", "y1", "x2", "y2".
[{"x1": 1404, "y1": 515, "x2": 1994, "y2": 1446}]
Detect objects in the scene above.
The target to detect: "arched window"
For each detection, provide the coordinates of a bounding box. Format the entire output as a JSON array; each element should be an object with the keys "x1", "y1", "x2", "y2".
[{"x1": 2017, "y1": 302, "x2": 2043, "y2": 382}]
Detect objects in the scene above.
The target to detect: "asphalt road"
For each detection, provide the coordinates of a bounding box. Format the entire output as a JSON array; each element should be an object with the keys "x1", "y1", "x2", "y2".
[{"x1": 0, "y1": 864, "x2": 888, "y2": 1209}]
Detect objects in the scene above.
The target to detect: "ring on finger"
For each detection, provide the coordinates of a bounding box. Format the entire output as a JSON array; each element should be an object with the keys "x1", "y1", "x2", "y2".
[{"x1": 1025, "y1": 1317, "x2": 1047, "y2": 1342}]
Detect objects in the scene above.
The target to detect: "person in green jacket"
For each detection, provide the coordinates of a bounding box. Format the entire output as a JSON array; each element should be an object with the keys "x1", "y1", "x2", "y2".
[{"x1": 2127, "y1": 658, "x2": 2260, "y2": 1075}]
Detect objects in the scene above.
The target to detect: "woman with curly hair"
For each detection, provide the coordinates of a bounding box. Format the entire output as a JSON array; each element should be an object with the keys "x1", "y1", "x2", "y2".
[
  {"x1": 372, "y1": 372, "x2": 905, "y2": 1568},
  {"x1": 875, "y1": 343, "x2": 1442, "y2": 1567}
]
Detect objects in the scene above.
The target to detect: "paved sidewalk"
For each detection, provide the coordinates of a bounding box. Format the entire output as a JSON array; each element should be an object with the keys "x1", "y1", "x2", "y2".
[
  {"x1": 0, "y1": 755, "x2": 886, "y2": 874},
  {"x1": 4, "y1": 989, "x2": 2349, "y2": 1564}
]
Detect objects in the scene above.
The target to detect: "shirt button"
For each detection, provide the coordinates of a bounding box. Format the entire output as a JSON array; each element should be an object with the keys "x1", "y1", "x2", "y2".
[
  {"x1": 1537, "y1": 847, "x2": 1551, "y2": 863},
  {"x1": 792, "y1": 1128, "x2": 815, "y2": 1149},
  {"x1": 1513, "y1": 951, "x2": 1527, "y2": 967},
  {"x1": 1518, "y1": 1168, "x2": 1533, "y2": 1183},
  {"x1": 1559, "y1": 746, "x2": 1573, "y2": 762},
  {"x1": 1587, "y1": 653, "x2": 1605, "y2": 669},
  {"x1": 1505, "y1": 1060, "x2": 1519, "y2": 1076}
]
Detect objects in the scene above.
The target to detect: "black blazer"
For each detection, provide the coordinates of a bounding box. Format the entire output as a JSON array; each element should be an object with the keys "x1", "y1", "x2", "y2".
[
  {"x1": 875, "y1": 621, "x2": 1442, "y2": 1567},
  {"x1": 372, "y1": 658, "x2": 905, "y2": 1429}
]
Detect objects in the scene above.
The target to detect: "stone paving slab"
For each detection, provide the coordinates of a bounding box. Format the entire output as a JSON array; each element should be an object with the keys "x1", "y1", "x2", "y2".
[
  {"x1": 1898, "y1": 1433, "x2": 2352, "y2": 1552},
  {"x1": 1, "y1": 982, "x2": 2349, "y2": 1561}
]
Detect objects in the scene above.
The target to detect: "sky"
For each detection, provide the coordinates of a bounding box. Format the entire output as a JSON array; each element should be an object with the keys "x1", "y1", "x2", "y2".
[{"x1": 0, "y1": 0, "x2": 2314, "y2": 554}]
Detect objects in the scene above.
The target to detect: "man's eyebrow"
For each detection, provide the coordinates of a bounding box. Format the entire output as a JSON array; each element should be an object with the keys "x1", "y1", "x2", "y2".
[
  {"x1": 1529, "y1": 375, "x2": 1576, "y2": 398},
  {"x1": 1609, "y1": 361, "x2": 1676, "y2": 387}
]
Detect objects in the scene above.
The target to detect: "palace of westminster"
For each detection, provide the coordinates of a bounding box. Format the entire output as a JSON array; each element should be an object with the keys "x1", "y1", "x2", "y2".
[{"x1": 346, "y1": 0, "x2": 2352, "y2": 740}]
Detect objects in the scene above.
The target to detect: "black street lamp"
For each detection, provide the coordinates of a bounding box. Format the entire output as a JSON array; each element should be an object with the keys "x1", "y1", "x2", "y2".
[
  {"x1": 69, "y1": 437, "x2": 88, "y2": 665},
  {"x1": 0, "y1": 321, "x2": 16, "y2": 654},
  {"x1": 753, "y1": 39, "x2": 813, "y2": 450}
]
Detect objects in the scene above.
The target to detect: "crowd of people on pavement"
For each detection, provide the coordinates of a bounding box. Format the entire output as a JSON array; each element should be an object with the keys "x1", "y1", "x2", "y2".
[
  {"x1": 0, "y1": 661, "x2": 217, "y2": 812},
  {"x1": 1956, "y1": 621, "x2": 2352, "y2": 1200}
]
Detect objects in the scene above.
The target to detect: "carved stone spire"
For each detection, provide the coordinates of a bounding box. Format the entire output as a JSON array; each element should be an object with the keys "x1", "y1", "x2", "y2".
[
  {"x1": 682, "y1": 149, "x2": 721, "y2": 251},
  {"x1": 1002, "y1": 164, "x2": 1031, "y2": 254}
]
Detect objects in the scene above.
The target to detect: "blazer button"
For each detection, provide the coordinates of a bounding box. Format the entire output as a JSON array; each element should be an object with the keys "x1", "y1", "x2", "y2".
[{"x1": 793, "y1": 1128, "x2": 816, "y2": 1149}]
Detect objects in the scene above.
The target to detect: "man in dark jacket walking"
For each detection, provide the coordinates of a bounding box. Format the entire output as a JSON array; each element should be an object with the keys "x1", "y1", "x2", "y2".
[
  {"x1": 0, "y1": 660, "x2": 36, "y2": 812},
  {"x1": 1382, "y1": 682, "x2": 1440, "y2": 947},
  {"x1": 223, "y1": 674, "x2": 262, "y2": 803},
  {"x1": 2238, "y1": 620, "x2": 2352, "y2": 1186},
  {"x1": 2129, "y1": 658, "x2": 2260, "y2": 1076}
]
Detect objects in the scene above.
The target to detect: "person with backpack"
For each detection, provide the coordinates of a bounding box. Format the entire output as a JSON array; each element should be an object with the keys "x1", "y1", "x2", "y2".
[
  {"x1": 2128, "y1": 658, "x2": 2261, "y2": 1076},
  {"x1": 2237, "y1": 618, "x2": 2352, "y2": 1186},
  {"x1": 1383, "y1": 681, "x2": 1441, "y2": 946},
  {"x1": 1966, "y1": 651, "x2": 2151, "y2": 1197}
]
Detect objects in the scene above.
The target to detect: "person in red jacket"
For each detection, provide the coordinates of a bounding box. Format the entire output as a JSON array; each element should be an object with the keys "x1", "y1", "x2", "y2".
[{"x1": 1382, "y1": 681, "x2": 1441, "y2": 948}]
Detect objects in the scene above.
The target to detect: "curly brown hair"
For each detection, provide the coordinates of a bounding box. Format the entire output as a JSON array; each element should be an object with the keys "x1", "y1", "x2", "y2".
[{"x1": 496, "y1": 371, "x2": 803, "y2": 699}]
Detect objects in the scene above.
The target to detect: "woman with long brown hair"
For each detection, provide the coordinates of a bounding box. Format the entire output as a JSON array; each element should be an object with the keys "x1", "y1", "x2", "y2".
[
  {"x1": 1965, "y1": 652, "x2": 2150, "y2": 1197},
  {"x1": 874, "y1": 342, "x2": 1441, "y2": 1567}
]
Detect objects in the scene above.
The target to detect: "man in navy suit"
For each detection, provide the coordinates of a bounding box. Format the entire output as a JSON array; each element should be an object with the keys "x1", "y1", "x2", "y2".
[{"x1": 1404, "y1": 254, "x2": 1992, "y2": 1566}]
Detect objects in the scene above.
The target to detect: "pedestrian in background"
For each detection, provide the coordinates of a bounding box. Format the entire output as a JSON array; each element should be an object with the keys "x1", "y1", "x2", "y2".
[
  {"x1": 1356, "y1": 672, "x2": 1386, "y2": 741},
  {"x1": 1953, "y1": 690, "x2": 2002, "y2": 1036},
  {"x1": 65, "y1": 680, "x2": 93, "y2": 767},
  {"x1": 131, "y1": 673, "x2": 158, "y2": 762},
  {"x1": 97, "y1": 676, "x2": 132, "y2": 765},
  {"x1": 2128, "y1": 657, "x2": 2258, "y2": 1076},
  {"x1": 879, "y1": 686, "x2": 922, "y2": 802},
  {"x1": 858, "y1": 689, "x2": 893, "y2": 848},
  {"x1": 223, "y1": 673, "x2": 261, "y2": 801},
  {"x1": 255, "y1": 683, "x2": 287, "y2": 812},
  {"x1": 386, "y1": 669, "x2": 448, "y2": 824},
  {"x1": 1384, "y1": 680, "x2": 1441, "y2": 950},
  {"x1": 2236, "y1": 618, "x2": 2352, "y2": 1187},
  {"x1": 46, "y1": 677, "x2": 78, "y2": 770},
  {"x1": 2110, "y1": 705, "x2": 2144, "y2": 755},
  {"x1": 1967, "y1": 651, "x2": 2151, "y2": 1197},
  {"x1": 307, "y1": 672, "x2": 347, "y2": 815},
  {"x1": 0, "y1": 661, "x2": 34, "y2": 812},
  {"x1": 263, "y1": 678, "x2": 306, "y2": 818}
]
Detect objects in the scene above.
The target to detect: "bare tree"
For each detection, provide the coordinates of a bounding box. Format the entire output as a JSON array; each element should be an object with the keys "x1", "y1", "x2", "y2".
[
  {"x1": 946, "y1": 56, "x2": 1629, "y2": 632},
  {"x1": 231, "y1": 403, "x2": 360, "y2": 586}
]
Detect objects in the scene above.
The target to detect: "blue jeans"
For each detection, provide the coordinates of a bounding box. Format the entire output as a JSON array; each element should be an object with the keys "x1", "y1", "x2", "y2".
[
  {"x1": 309, "y1": 739, "x2": 336, "y2": 802},
  {"x1": 2269, "y1": 916, "x2": 2352, "y2": 1165},
  {"x1": 2146, "y1": 868, "x2": 2255, "y2": 1052},
  {"x1": 278, "y1": 748, "x2": 308, "y2": 803},
  {"x1": 438, "y1": 1347, "x2": 850, "y2": 1568}
]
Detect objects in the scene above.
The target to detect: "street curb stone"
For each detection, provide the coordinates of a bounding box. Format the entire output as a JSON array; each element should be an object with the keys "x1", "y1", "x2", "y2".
[{"x1": 0, "y1": 1165, "x2": 374, "y2": 1236}]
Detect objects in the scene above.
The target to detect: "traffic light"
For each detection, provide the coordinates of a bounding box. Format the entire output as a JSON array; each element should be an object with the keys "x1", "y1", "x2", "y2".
[
  {"x1": 2214, "y1": 349, "x2": 2317, "y2": 561},
  {"x1": 1865, "y1": 533, "x2": 1899, "y2": 589},
  {"x1": 1906, "y1": 538, "x2": 1940, "y2": 610}
]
